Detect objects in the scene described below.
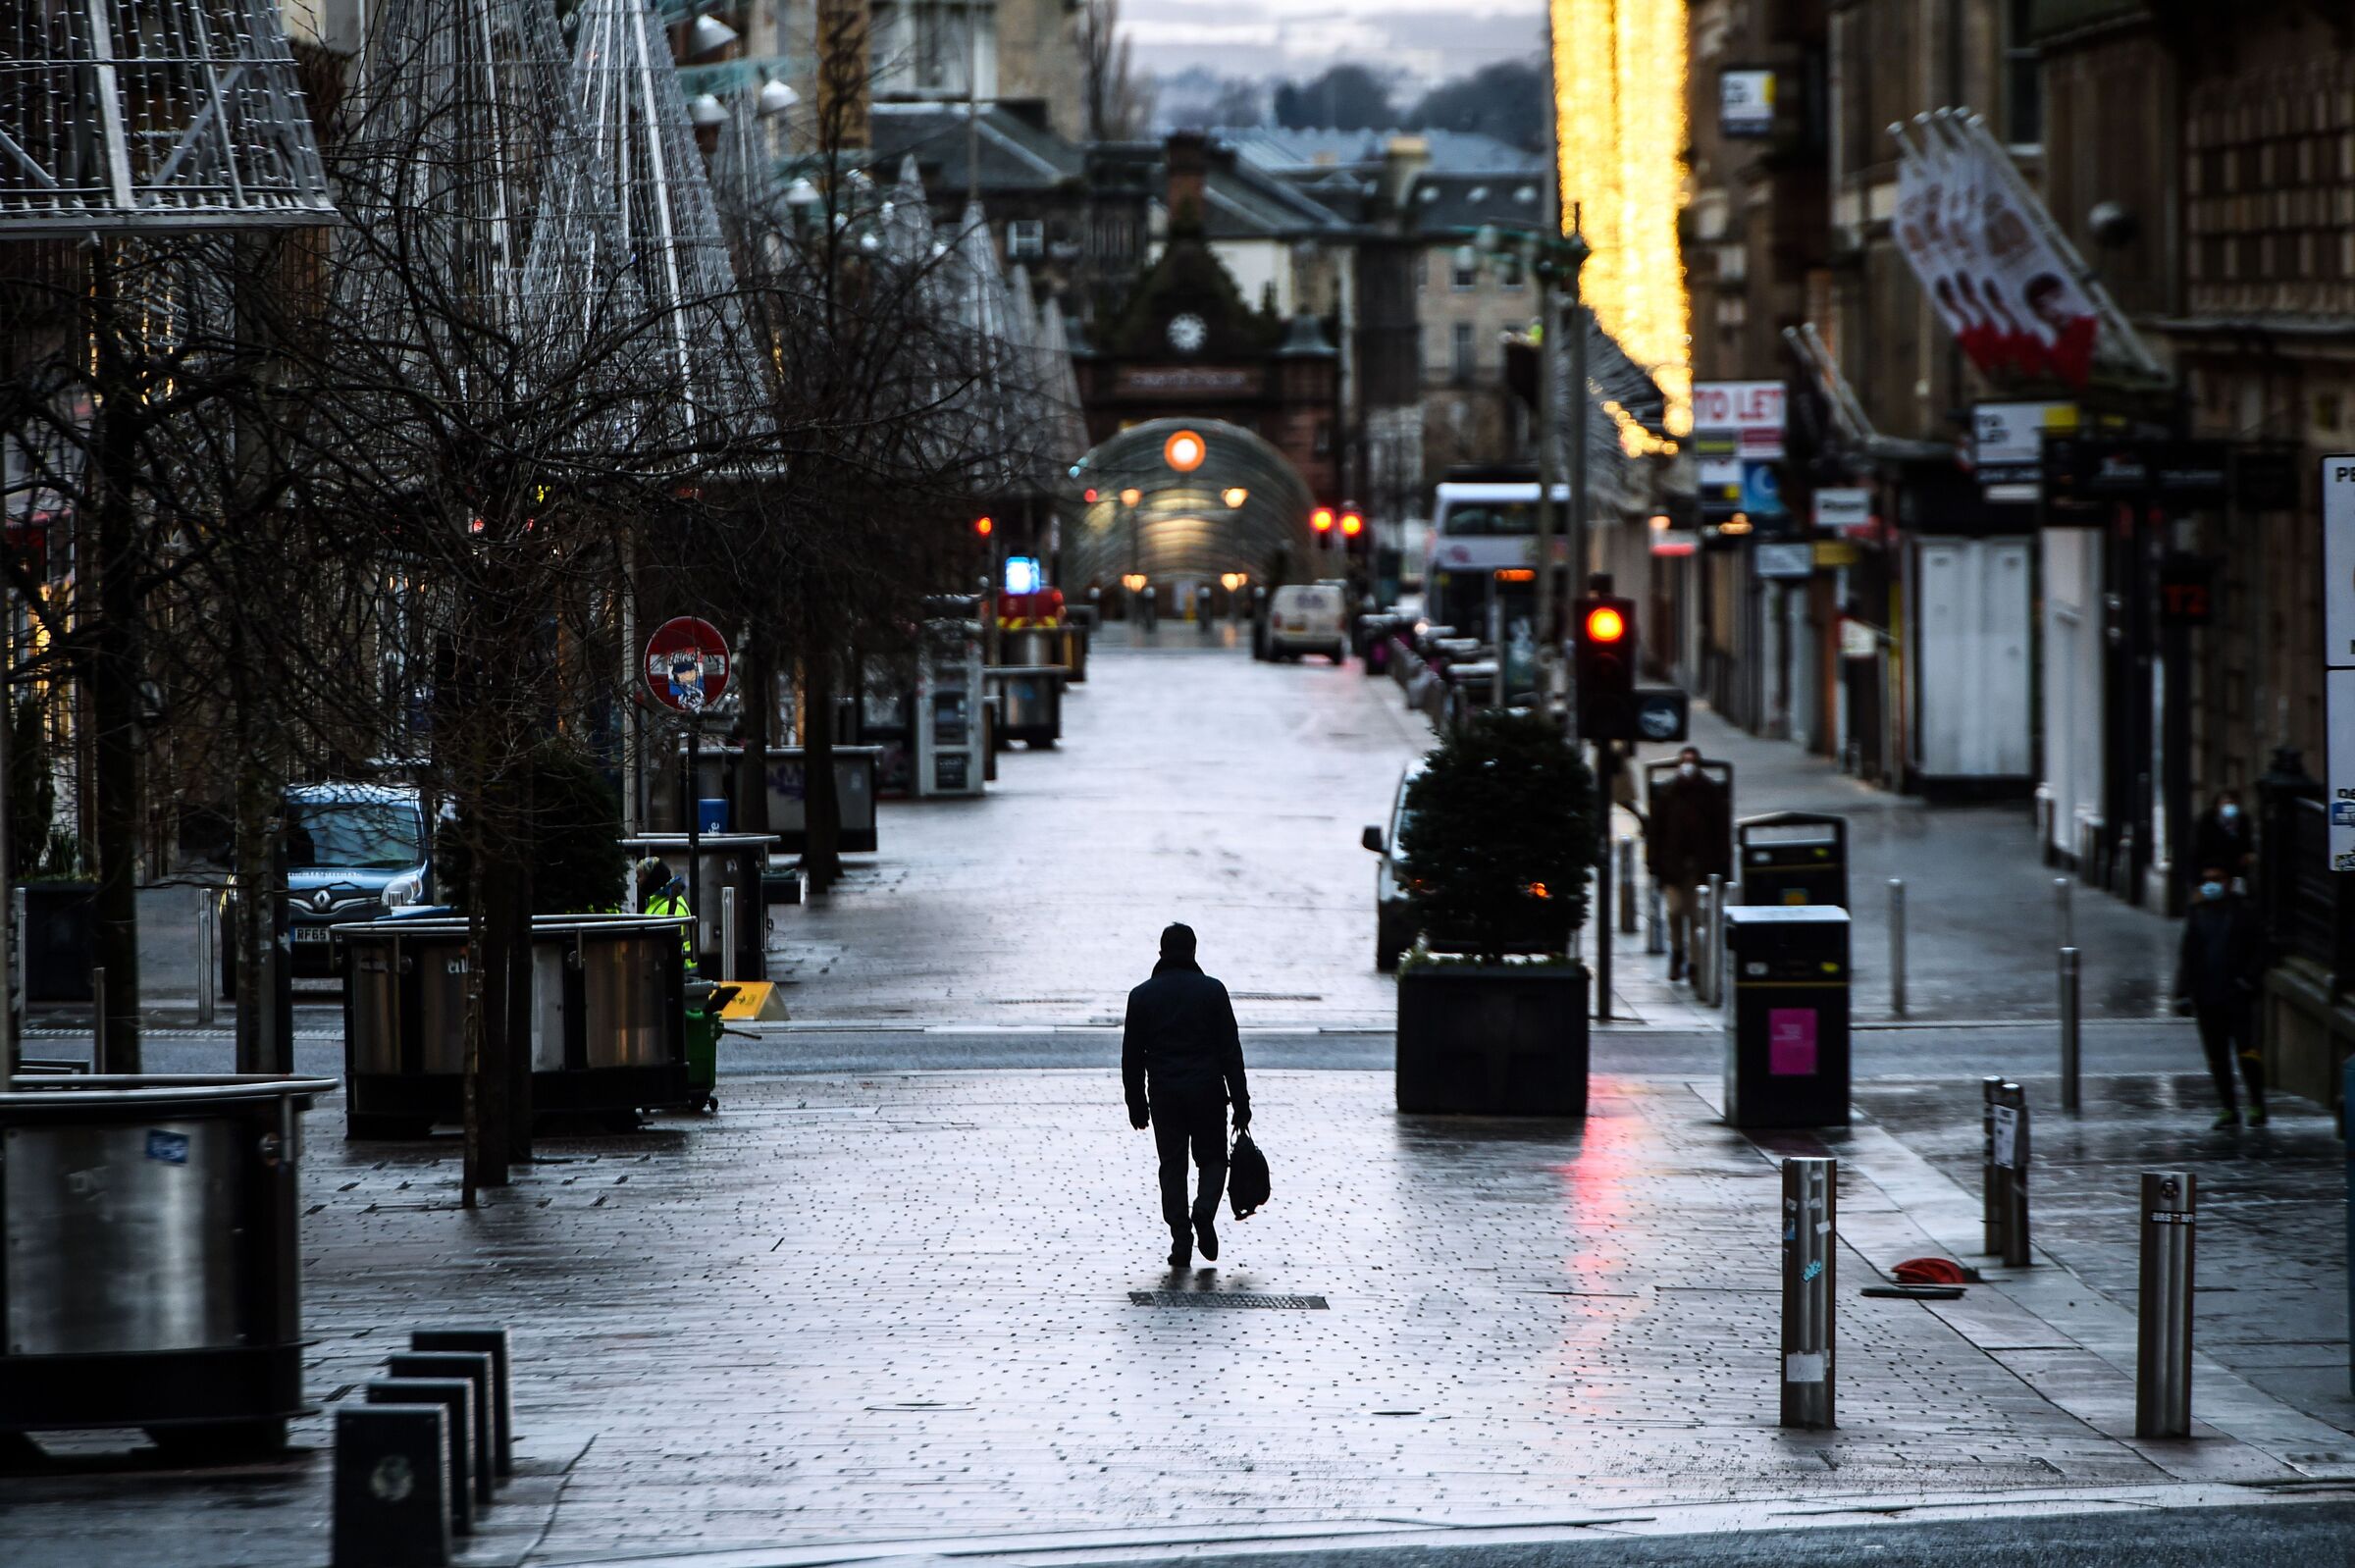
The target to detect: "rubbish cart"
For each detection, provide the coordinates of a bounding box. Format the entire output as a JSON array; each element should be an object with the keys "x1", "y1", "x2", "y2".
[
  {"x1": 0, "y1": 1071, "x2": 337, "y2": 1451},
  {"x1": 682, "y1": 979, "x2": 740, "y2": 1114},
  {"x1": 1721, "y1": 905, "x2": 1851, "y2": 1128},
  {"x1": 1737, "y1": 810, "x2": 1849, "y2": 909}
]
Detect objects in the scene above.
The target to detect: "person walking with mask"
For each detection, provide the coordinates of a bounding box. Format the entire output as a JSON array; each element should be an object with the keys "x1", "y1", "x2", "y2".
[
  {"x1": 1123, "y1": 923, "x2": 1251, "y2": 1268},
  {"x1": 1646, "y1": 747, "x2": 1731, "y2": 983},
  {"x1": 2173, "y1": 865, "x2": 2267, "y2": 1127},
  {"x1": 2192, "y1": 790, "x2": 2254, "y2": 890}
]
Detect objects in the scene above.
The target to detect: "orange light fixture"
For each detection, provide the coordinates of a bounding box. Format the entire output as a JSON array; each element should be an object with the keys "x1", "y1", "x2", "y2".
[
  {"x1": 1311, "y1": 506, "x2": 1334, "y2": 533},
  {"x1": 1339, "y1": 511, "x2": 1364, "y2": 538},
  {"x1": 1120, "y1": 488, "x2": 1143, "y2": 507},
  {"x1": 1163, "y1": 429, "x2": 1207, "y2": 472},
  {"x1": 1221, "y1": 487, "x2": 1248, "y2": 508},
  {"x1": 1584, "y1": 603, "x2": 1627, "y2": 644},
  {"x1": 1494, "y1": 567, "x2": 1536, "y2": 582}
]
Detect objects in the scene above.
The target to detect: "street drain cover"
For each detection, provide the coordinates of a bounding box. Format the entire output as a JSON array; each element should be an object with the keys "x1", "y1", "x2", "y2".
[
  {"x1": 1230, "y1": 992, "x2": 1322, "y2": 1002},
  {"x1": 1129, "y1": 1290, "x2": 1329, "y2": 1310}
]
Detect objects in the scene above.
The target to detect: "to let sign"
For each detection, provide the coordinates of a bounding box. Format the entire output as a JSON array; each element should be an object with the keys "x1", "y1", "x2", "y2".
[
  {"x1": 644, "y1": 616, "x2": 731, "y2": 715},
  {"x1": 2324, "y1": 457, "x2": 2355, "y2": 868}
]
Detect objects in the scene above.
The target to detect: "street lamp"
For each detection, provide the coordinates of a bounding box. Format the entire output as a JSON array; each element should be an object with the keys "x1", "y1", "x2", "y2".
[
  {"x1": 688, "y1": 92, "x2": 727, "y2": 128},
  {"x1": 758, "y1": 78, "x2": 800, "y2": 116}
]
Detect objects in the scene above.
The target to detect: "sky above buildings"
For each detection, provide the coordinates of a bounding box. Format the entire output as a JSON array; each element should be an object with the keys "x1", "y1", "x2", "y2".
[{"x1": 1125, "y1": 0, "x2": 1547, "y2": 86}]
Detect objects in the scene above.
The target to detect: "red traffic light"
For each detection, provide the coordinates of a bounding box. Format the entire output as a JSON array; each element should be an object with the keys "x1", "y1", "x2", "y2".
[
  {"x1": 975, "y1": 516, "x2": 994, "y2": 537},
  {"x1": 1311, "y1": 506, "x2": 1334, "y2": 533},
  {"x1": 1339, "y1": 511, "x2": 1364, "y2": 538},
  {"x1": 1584, "y1": 603, "x2": 1627, "y2": 644},
  {"x1": 1081, "y1": 488, "x2": 1098, "y2": 503}
]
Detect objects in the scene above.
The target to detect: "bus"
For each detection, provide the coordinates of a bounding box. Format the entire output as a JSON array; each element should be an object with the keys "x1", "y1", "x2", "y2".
[{"x1": 1421, "y1": 467, "x2": 1571, "y2": 640}]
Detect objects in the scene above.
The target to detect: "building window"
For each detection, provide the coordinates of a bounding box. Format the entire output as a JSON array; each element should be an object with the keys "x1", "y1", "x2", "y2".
[
  {"x1": 1451, "y1": 322, "x2": 1477, "y2": 382},
  {"x1": 1007, "y1": 219, "x2": 1043, "y2": 259},
  {"x1": 1451, "y1": 255, "x2": 1478, "y2": 291},
  {"x1": 1499, "y1": 253, "x2": 1525, "y2": 289},
  {"x1": 2005, "y1": 0, "x2": 2042, "y2": 149}
]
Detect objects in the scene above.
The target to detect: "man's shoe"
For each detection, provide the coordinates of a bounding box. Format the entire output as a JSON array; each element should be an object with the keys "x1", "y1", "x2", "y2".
[
  {"x1": 1668, "y1": 954, "x2": 1686, "y2": 983},
  {"x1": 2211, "y1": 1109, "x2": 2239, "y2": 1129},
  {"x1": 2246, "y1": 1103, "x2": 2269, "y2": 1126},
  {"x1": 1168, "y1": 1234, "x2": 1191, "y2": 1269},
  {"x1": 1194, "y1": 1219, "x2": 1219, "y2": 1262}
]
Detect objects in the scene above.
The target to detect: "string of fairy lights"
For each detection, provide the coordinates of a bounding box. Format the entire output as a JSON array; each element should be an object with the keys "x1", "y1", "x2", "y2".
[{"x1": 1549, "y1": 0, "x2": 1692, "y2": 454}]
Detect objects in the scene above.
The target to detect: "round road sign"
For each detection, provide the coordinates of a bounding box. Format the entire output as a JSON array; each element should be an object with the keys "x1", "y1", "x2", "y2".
[{"x1": 643, "y1": 617, "x2": 731, "y2": 714}]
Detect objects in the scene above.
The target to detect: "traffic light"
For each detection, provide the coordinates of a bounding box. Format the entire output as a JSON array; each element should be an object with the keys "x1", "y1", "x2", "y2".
[
  {"x1": 1574, "y1": 592, "x2": 1638, "y2": 740},
  {"x1": 1311, "y1": 505, "x2": 1335, "y2": 543},
  {"x1": 974, "y1": 515, "x2": 994, "y2": 538}
]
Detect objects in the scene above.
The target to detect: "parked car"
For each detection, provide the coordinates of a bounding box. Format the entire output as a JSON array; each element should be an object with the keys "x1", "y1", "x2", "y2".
[
  {"x1": 221, "y1": 783, "x2": 434, "y2": 994},
  {"x1": 1266, "y1": 583, "x2": 1349, "y2": 663},
  {"x1": 1363, "y1": 761, "x2": 1424, "y2": 971}
]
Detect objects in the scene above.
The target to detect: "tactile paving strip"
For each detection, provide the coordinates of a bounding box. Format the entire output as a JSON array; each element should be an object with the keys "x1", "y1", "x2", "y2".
[{"x1": 1128, "y1": 1290, "x2": 1330, "y2": 1310}]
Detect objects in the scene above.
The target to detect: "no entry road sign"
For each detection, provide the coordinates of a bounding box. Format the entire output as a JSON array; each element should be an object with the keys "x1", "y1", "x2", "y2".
[{"x1": 644, "y1": 617, "x2": 730, "y2": 715}]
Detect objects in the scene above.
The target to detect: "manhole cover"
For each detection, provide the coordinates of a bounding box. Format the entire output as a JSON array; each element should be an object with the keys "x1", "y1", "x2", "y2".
[
  {"x1": 1128, "y1": 1290, "x2": 1329, "y2": 1310},
  {"x1": 1229, "y1": 992, "x2": 1322, "y2": 1002}
]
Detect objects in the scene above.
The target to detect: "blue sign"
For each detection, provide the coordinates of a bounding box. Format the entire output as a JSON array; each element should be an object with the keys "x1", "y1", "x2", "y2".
[
  {"x1": 145, "y1": 1130, "x2": 190, "y2": 1165},
  {"x1": 1741, "y1": 460, "x2": 1786, "y2": 517},
  {"x1": 1003, "y1": 555, "x2": 1043, "y2": 596}
]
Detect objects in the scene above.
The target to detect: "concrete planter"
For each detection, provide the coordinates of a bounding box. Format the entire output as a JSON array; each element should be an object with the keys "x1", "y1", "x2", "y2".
[{"x1": 1395, "y1": 962, "x2": 1590, "y2": 1116}]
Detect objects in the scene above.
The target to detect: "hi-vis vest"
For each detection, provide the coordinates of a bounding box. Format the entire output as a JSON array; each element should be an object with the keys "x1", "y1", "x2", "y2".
[{"x1": 646, "y1": 890, "x2": 697, "y2": 971}]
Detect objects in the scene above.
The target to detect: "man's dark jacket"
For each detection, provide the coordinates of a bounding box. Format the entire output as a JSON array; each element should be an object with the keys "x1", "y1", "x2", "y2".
[
  {"x1": 1647, "y1": 771, "x2": 1731, "y2": 887},
  {"x1": 1122, "y1": 959, "x2": 1250, "y2": 1124},
  {"x1": 2175, "y1": 897, "x2": 2265, "y2": 1011}
]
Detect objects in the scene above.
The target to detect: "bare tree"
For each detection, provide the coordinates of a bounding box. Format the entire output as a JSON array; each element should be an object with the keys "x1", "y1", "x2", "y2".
[{"x1": 1079, "y1": 0, "x2": 1153, "y2": 141}]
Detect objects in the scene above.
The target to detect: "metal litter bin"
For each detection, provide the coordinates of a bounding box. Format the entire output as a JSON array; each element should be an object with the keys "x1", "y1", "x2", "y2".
[
  {"x1": 1722, "y1": 905, "x2": 1851, "y2": 1128},
  {"x1": 618, "y1": 832, "x2": 781, "y2": 977},
  {"x1": 1738, "y1": 810, "x2": 1850, "y2": 909},
  {"x1": 988, "y1": 664, "x2": 1067, "y2": 747},
  {"x1": 0, "y1": 1072, "x2": 336, "y2": 1450},
  {"x1": 339, "y1": 915, "x2": 690, "y2": 1137}
]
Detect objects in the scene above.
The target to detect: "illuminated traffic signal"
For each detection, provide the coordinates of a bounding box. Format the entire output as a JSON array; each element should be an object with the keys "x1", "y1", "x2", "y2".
[
  {"x1": 1574, "y1": 592, "x2": 1638, "y2": 740},
  {"x1": 1338, "y1": 509, "x2": 1363, "y2": 539},
  {"x1": 974, "y1": 515, "x2": 994, "y2": 537},
  {"x1": 1311, "y1": 506, "x2": 1335, "y2": 540}
]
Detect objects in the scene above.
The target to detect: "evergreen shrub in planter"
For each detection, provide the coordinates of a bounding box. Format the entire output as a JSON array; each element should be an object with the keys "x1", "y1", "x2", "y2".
[{"x1": 1394, "y1": 709, "x2": 1596, "y2": 1115}]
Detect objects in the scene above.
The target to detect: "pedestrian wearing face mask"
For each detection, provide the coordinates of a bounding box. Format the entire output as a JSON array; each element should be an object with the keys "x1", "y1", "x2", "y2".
[
  {"x1": 2192, "y1": 790, "x2": 2254, "y2": 890},
  {"x1": 1646, "y1": 746, "x2": 1730, "y2": 983},
  {"x1": 2172, "y1": 865, "x2": 2267, "y2": 1128}
]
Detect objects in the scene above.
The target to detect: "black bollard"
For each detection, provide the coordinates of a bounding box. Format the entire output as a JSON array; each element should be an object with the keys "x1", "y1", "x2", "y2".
[
  {"x1": 334, "y1": 1403, "x2": 450, "y2": 1568},
  {"x1": 411, "y1": 1327, "x2": 513, "y2": 1478},
  {"x1": 387, "y1": 1352, "x2": 497, "y2": 1499},
  {"x1": 365, "y1": 1380, "x2": 475, "y2": 1534}
]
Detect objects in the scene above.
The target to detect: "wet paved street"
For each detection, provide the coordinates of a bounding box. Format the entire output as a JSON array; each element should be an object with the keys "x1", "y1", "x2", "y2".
[
  {"x1": 10, "y1": 631, "x2": 2349, "y2": 1568},
  {"x1": 4, "y1": 1069, "x2": 2346, "y2": 1567}
]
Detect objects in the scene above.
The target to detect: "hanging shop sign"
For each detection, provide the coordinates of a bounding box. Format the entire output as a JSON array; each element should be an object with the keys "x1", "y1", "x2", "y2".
[
  {"x1": 1812, "y1": 487, "x2": 1872, "y2": 534},
  {"x1": 1973, "y1": 400, "x2": 2077, "y2": 504},
  {"x1": 1840, "y1": 617, "x2": 1881, "y2": 660},
  {"x1": 1753, "y1": 542, "x2": 1814, "y2": 580},
  {"x1": 1720, "y1": 69, "x2": 1775, "y2": 137}
]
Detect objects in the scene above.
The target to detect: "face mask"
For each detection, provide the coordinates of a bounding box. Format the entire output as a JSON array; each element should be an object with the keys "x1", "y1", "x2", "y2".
[
  {"x1": 2219, "y1": 804, "x2": 2238, "y2": 821},
  {"x1": 1679, "y1": 762, "x2": 1698, "y2": 778},
  {"x1": 2200, "y1": 881, "x2": 2225, "y2": 902}
]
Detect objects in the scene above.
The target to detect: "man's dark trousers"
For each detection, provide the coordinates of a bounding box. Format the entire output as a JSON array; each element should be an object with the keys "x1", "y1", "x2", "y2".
[
  {"x1": 1153, "y1": 1096, "x2": 1227, "y2": 1236},
  {"x1": 2194, "y1": 1002, "x2": 2264, "y2": 1113}
]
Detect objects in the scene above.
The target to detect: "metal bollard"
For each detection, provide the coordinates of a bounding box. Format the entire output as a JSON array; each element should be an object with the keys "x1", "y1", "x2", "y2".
[
  {"x1": 410, "y1": 1327, "x2": 514, "y2": 1479},
  {"x1": 1617, "y1": 836, "x2": 1637, "y2": 934},
  {"x1": 1888, "y1": 878, "x2": 1907, "y2": 1018},
  {"x1": 2055, "y1": 876, "x2": 2073, "y2": 951},
  {"x1": 1702, "y1": 872, "x2": 1727, "y2": 1007},
  {"x1": 196, "y1": 897, "x2": 217, "y2": 1028},
  {"x1": 1981, "y1": 1075, "x2": 2006, "y2": 1256},
  {"x1": 334, "y1": 1402, "x2": 451, "y2": 1568},
  {"x1": 2135, "y1": 1170, "x2": 2196, "y2": 1438},
  {"x1": 91, "y1": 964, "x2": 107, "y2": 1072},
  {"x1": 1780, "y1": 1156, "x2": 1837, "y2": 1430},
  {"x1": 1993, "y1": 1081, "x2": 2031, "y2": 1268},
  {"x1": 1644, "y1": 881, "x2": 1664, "y2": 956},
  {"x1": 2059, "y1": 946, "x2": 2082, "y2": 1113},
  {"x1": 365, "y1": 1379, "x2": 476, "y2": 1534},
  {"x1": 720, "y1": 887, "x2": 738, "y2": 984},
  {"x1": 386, "y1": 1352, "x2": 497, "y2": 1502}
]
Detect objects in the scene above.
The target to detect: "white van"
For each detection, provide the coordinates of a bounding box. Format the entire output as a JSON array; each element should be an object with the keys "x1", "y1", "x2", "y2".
[{"x1": 1267, "y1": 583, "x2": 1349, "y2": 663}]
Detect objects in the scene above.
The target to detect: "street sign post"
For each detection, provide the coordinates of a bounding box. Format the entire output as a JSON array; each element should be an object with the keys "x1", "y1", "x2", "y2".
[
  {"x1": 644, "y1": 617, "x2": 733, "y2": 953},
  {"x1": 2324, "y1": 459, "x2": 2355, "y2": 868}
]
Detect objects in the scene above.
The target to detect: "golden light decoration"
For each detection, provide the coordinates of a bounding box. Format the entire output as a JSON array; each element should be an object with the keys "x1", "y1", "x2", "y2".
[
  {"x1": 1550, "y1": 0, "x2": 1692, "y2": 442},
  {"x1": 1122, "y1": 573, "x2": 1149, "y2": 592},
  {"x1": 1220, "y1": 572, "x2": 1247, "y2": 591},
  {"x1": 1120, "y1": 487, "x2": 1143, "y2": 507},
  {"x1": 1222, "y1": 487, "x2": 1248, "y2": 508},
  {"x1": 1163, "y1": 429, "x2": 1207, "y2": 472}
]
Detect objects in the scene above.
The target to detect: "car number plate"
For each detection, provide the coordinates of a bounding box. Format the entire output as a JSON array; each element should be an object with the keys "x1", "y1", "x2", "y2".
[{"x1": 293, "y1": 926, "x2": 334, "y2": 943}]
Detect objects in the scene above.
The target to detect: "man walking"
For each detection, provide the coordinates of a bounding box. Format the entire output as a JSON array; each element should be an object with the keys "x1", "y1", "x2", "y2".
[
  {"x1": 1123, "y1": 923, "x2": 1251, "y2": 1268},
  {"x1": 1646, "y1": 747, "x2": 1730, "y2": 982},
  {"x1": 2173, "y1": 865, "x2": 2267, "y2": 1127}
]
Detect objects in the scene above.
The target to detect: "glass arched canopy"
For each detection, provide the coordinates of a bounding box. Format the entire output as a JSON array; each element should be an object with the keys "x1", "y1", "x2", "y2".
[{"x1": 1060, "y1": 418, "x2": 1320, "y2": 589}]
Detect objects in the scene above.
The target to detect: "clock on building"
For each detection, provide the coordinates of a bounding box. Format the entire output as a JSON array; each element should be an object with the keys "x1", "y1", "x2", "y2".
[{"x1": 1166, "y1": 312, "x2": 1207, "y2": 353}]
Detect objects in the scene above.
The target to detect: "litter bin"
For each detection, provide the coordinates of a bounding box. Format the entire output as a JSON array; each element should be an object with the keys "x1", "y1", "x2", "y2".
[
  {"x1": 686, "y1": 748, "x2": 879, "y2": 855},
  {"x1": 339, "y1": 915, "x2": 691, "y2": 1137},
  {"x1": 682, "y1": 979, "x2": 737, "y2": 1114},
  {"x1": 0, "y1": 1071, "x2": 336, "y2": 1450},
  {"x1": 988, "y1": 664, "x2": 1066, "y2": 747},
  {"x1": 1722, "y1": 906, "x2": 1851, "y2": 1128},
  {"x1": 1738, "y1": 810, "x2": 1849, "y2": 909},
  {"x1": 20, "y1": 880, "x2": 97, "y2": 1002},
  {"x1": 618, "y1": 832, "x2": 780, "y2": 977}
]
